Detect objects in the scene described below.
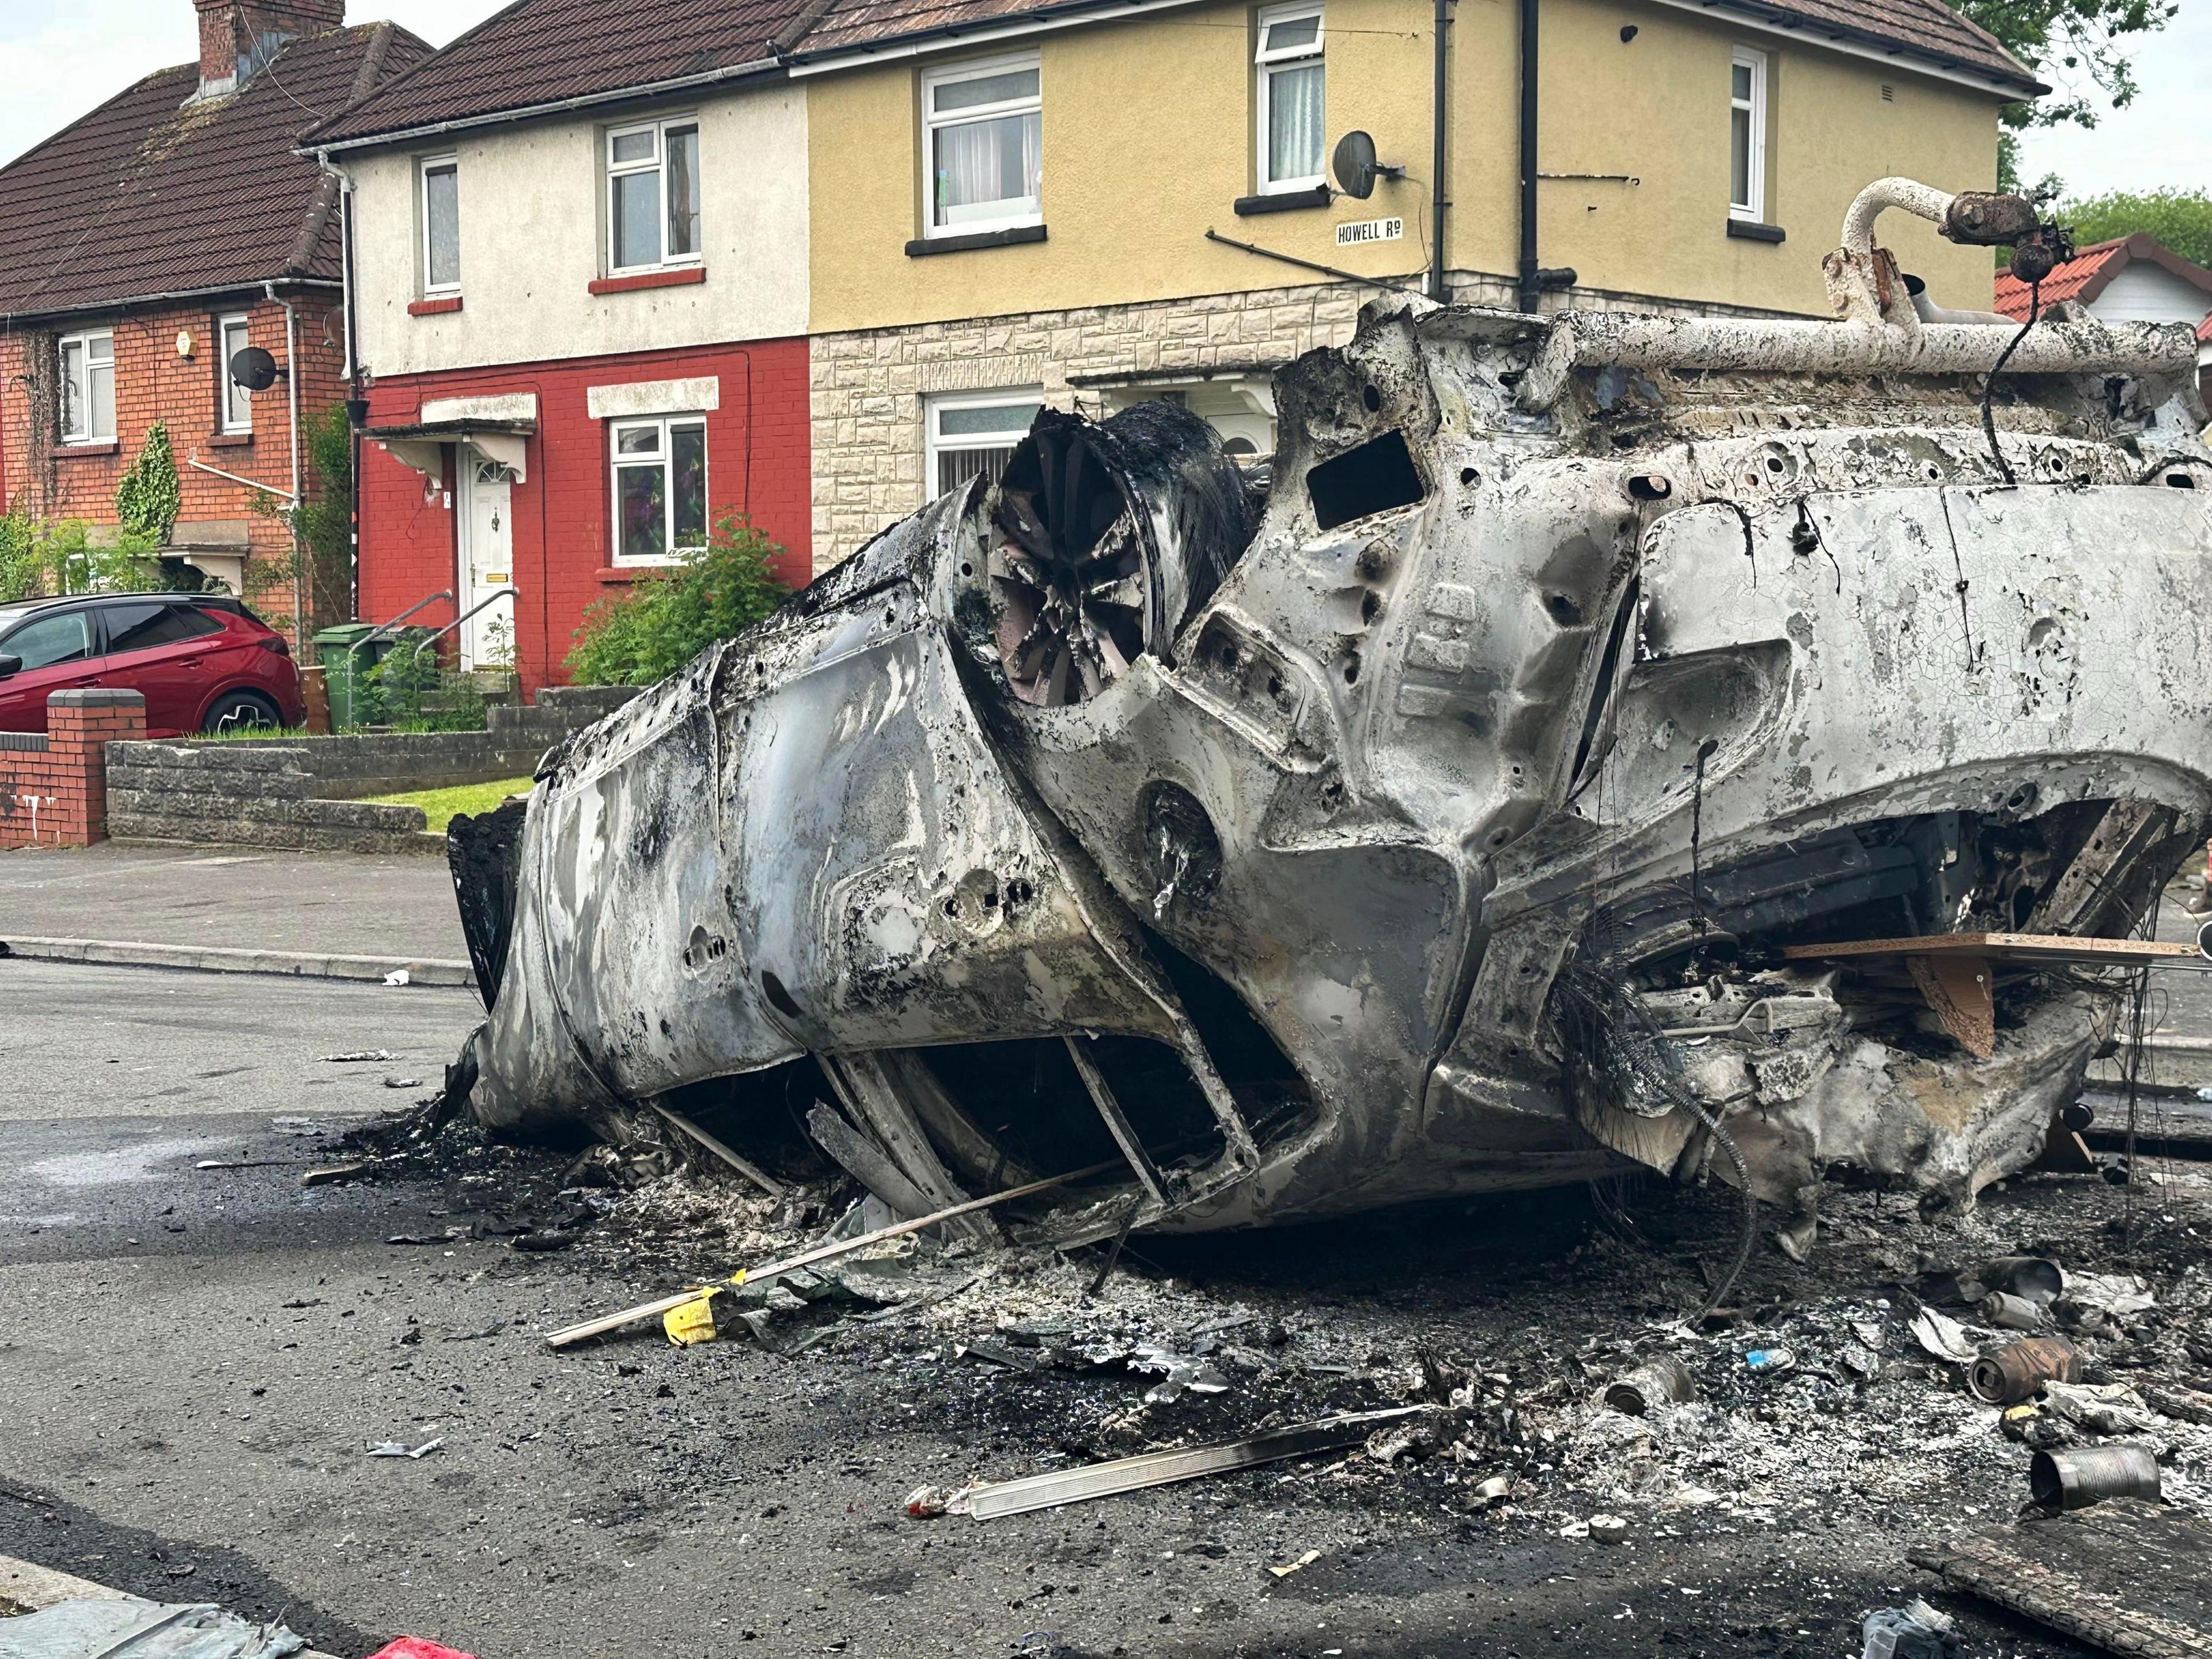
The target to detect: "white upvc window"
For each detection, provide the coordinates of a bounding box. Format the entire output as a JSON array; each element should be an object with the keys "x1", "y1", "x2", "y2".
[
  {"x1": 1256, "y1": 3, "x2": 1325, "y2": 192},
  {"x1": 922, "y1": 55, "x2": 1042, "y2": 237},
  {"x1": 217, "y1": 313, "x2": 252, "y2": 433},
  {"x1": 1729, "y1": 47, "x2": 1767, "y2": 221},
  {"x1": 420, "y1": 154, "x2": 460, "y2": 293},
  {"x1": 606, "y1": 117, "x2": 702, "y2": 273},
  {"x1": 609, "y1": 414, "x2": 709, "y2": 565},
  {"x1": 58, "y1": 329, "x2": 115, "y2": 444},
  {"x1": 926, "y1": 388, "x2": 1043, "y2": 497}
]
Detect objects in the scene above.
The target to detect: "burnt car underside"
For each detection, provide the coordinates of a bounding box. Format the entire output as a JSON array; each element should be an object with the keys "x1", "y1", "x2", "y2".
[{"x1": 448, "y1": 179, "x2": 2212, "y2": 1254}]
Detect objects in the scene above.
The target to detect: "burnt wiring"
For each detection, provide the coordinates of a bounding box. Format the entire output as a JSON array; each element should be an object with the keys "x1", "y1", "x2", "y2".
[
  {"x1": 1551, "y1": 941, "x2": 1758, "y2": 1324},
  {"x1": 1980, "y1": 279, "x2": 2040, "y2": 487}
]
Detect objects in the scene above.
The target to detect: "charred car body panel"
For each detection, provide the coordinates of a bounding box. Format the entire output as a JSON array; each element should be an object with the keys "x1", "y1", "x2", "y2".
[{"x1": 457, "y1": 181, "x2": 2212, "y2": 1243}]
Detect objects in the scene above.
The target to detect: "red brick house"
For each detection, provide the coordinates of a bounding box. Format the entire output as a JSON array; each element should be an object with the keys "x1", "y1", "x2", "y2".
[
  {"x1": 0, "y1": 1, "x2": 427, "y2": 645},
  {"x1": 302, "y1": 0, "x2": 816, "y2": 696}
]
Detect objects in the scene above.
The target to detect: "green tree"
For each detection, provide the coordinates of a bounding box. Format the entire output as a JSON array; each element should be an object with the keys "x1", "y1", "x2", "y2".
[
  {"x1": 1959, "y1": 0, "x2": 2177, "y2": 190},
  {"x1": 566, "y1": 510, "x2": 792, "y2": 687},
  {"x1": 0, "y1": 514, "x2": 179, "y2": 603},
  {"x1": 113, "y1": 422, "x2": 182, "y2": 543},
  {"x1": 2055, "y1": 186, "x2": 2212, "y2": 266}
]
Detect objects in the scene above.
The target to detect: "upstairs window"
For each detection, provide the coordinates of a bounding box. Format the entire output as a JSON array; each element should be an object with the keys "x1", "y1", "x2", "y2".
[
  {"x1": 58, "y1": 330, "x2": 114, "y2": 444},
  {"x1": 923, "y1": 56, "x2": 1042, "y2": 236},
  {"x1": 1729, "y1": 47, "x2": 1767, "y2": 221},
  {"x1": 1256, "y1": 4, "x2": 1325, "y2": 192},
  {"x1": 608, "y1": 118, "x2": 702, "y2": 272},
  {"x1": 421, "y1": 156, "x2": 460, "y2": 293},
  {"x1": 610, "y1": 414, "x2": 707, "y2": 564},
  {"x1": 927, "y1": 389, "x2": 1043, "y2": 496},
  {"x1": 218, "y1": 314, "x2": 252, "y2": 433}
]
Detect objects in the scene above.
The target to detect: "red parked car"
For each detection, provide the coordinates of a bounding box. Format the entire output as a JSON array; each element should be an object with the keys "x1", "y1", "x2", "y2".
[{"x1": 0, "y1": 592, "x2": 306, "y2": 737}]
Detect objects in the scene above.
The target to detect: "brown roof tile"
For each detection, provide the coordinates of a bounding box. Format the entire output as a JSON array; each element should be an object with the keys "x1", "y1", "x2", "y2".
[
  {"x1": 0, "y1": 23, "x2": 430, "y2": 323},
  {"x1": 310, "y1": 0, "x2": 816, "y2": 146},
  {"x1": 1994, "y1": 233, "x2": 2212, "y2": 320}
]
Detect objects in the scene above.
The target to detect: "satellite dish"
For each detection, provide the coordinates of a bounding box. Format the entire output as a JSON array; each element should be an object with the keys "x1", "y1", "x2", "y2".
[
  {"x1": 1330, "y1": 130, "x2": 1404, "y2": 201},
  {"x1": 1332, "y1": 130, "x2": 1380, "y2": 199},
  {"x1": 229, "y1": 346, "x2": 279, "y2": 392}
]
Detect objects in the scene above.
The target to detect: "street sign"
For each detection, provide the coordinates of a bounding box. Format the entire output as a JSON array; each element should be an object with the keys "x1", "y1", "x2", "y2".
[{"x1": 1335, "y1": 217, "x2": 1403, "y2": 247}]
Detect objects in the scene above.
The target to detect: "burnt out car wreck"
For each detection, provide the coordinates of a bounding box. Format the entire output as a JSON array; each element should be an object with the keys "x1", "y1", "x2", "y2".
[{"x1": 449, "y1": 178, "x2": 2212, "y2": 1259}]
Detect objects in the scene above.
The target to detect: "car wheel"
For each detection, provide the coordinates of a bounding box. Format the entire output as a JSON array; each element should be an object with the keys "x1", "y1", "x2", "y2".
[{"x1": 201, "y1": 690, "x2": 283, "y2": 735}]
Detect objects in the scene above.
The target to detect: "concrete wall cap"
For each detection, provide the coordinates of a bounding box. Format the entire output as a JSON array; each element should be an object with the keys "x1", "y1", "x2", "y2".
[{"x1": 48, "y1": 689, "x2": 147, "y2": 709}]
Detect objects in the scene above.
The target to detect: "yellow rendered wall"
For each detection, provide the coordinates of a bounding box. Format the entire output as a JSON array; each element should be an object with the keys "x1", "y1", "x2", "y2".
[
  {"x1": 805, "y1": 0, "x2": 2007, "y2": 334},
  {"x1": 1512, "y1": 0, "x2": 2005, "y2": 315}
]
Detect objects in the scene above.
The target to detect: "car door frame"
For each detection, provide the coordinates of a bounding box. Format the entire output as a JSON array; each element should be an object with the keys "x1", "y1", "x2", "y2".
[{"x1": 0, "y1": 604, "x2": 107, "y2": 733}]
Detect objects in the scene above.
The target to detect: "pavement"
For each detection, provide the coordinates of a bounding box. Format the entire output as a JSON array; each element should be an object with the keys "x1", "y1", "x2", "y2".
[{"x1": 0, "y1": 843, "x2": 465, "y2": 961}]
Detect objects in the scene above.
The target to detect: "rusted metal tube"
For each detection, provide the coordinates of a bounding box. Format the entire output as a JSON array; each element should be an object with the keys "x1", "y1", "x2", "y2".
[
  {"x1": 1969, "y1": 1335, "x2": 2081, "y2": 1404},
  {"x1": 1601, "y1": 1353, "x2": 1696, "y2": 1415},
  {"x1": 2029, "y1": 1444, "x2": 2160, "y2": 1510}
]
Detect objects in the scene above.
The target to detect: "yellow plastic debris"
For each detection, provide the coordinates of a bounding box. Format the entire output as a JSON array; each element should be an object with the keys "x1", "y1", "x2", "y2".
[{"x1": 663, "y1": 1289, "x2": 721, "y2": 1346}]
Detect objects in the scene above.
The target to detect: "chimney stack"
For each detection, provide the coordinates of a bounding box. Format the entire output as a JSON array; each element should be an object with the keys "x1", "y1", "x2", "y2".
[{"x1": 194, "y1": 0, "x2": 346, "y2": 99}]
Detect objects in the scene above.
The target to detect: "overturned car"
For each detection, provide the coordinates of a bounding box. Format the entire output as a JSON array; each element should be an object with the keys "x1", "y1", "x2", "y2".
[{"x1": 450, "y1": 179, "x2": 2212, "y2": 1251}]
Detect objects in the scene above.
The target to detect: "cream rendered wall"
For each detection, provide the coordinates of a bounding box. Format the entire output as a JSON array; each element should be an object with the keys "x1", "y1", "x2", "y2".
[
  {"x1": 351, "y1": 84, "x2": 811, "y2": 376},
  {"x1": 806, "y1": 0, "x2": 2006, "y2": 334}
]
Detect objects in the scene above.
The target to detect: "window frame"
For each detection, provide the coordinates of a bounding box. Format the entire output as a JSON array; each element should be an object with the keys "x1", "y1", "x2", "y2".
[
  {"x1": 56, "y1": 328, "x2": 115, "y2": 445},
  {"x1": 607, "y1": 412, "x2": 710, "y2": 567},
  {"x1": 1729, "y1": 46, "x2": 1767, "y2": 222},
  {"x1": 1255, "y1": 2, "x2": 1327, "y2": 194},
  {"x1": 920, "y1": 53, "x2": 1044, "y2": 240},
  {"x1": 97, "y1": 600, "x2": 225, "y2": 657},
  {"x1": 604, "y1": 116, "x2": 703, "y2": 275},
  {"x1": 419, "y1": 154, "x2": 461, "y2": 296},
  {"x1": 216, "y1": 313, "x2": 253, "y2": 434},
  {"x1": 925, "y1": 387, "x2": 1045, "y2": 498}
]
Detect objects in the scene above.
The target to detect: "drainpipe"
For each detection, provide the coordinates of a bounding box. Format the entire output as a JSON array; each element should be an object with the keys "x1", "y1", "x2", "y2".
[
  {"x1": 1430, "y1": 0, "x2": 1452, "y2": 302},
  {"x1": 266, "y1": 281, "x2": 305, "y2": 647},
  {"x1": 321, "y1": 150, "x2": 364, "y2": 623},
  {"x1": 1516, "y1": 0, "x2": 1539, "y2": 313}
]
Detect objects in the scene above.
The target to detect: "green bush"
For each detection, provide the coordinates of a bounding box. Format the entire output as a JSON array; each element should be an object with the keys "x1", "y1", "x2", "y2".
[
  {"x1": 566, "y1": 510, "x2": 791, "y2": 688},
  {"x1": 358, "y1": 641, "x2": 487, "y2": 733},
  {"x1": 0, "y1": 513, "x2": 186, "y2": 604}
]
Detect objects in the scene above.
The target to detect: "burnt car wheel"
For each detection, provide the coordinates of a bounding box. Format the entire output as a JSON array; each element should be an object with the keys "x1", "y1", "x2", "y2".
[
  {"x1": 984, "y1": 404, "x2": 1255, "y2": 707},
  {"x1": 201, "y1": 690, "x2": 282, "y2": 734}
]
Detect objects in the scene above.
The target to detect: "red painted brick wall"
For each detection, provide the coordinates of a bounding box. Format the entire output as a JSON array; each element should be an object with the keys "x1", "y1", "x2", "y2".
[
  {"x1": 0, "y1": 690, "x2": 146, "y2": 850},
  {"x1": 359, "y1": 337, "x2": 812, "y2": 696},
  {"x1": 0, "y1": 290, "x2": 349, "y2": 647}
]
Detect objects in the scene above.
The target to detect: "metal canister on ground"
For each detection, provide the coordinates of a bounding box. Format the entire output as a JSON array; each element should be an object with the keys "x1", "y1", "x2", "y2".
[
  {"x1": 1968, "y1": 1335, "x2": 2081, "y2": 1404},
  {"x1": 2028, "y1": 1444, "x2": 2161, "y2": 1510},
  {"x1": 1601, "y1": 1353, "x2": 1696, "y2": 1415},
  {"x1": 1979, "y1": 1291, "x2": 2047, "y2": 1331}
]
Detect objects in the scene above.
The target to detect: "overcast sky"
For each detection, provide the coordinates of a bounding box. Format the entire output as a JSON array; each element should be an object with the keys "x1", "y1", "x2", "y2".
[{"x1": 3, "y1": 0, "x2": 2205, "y2": 198}]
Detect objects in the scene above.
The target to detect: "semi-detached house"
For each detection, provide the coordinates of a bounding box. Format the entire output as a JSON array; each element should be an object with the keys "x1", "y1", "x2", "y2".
[
  {"x1": 0, "y1": 0, "x2": 426, "y2": 637},
  {"x1": 309, "y1": 0, "x2": 2041, "y2": 694}
]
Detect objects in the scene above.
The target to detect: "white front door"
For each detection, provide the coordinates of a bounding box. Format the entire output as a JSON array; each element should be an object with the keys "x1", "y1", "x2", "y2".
[{"x1": 460, "y1": 453, "x2": 516, "y2": 671}]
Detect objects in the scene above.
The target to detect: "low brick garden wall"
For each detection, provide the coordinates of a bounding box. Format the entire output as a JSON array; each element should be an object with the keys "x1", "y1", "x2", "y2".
[{"x1": 105, "y1": 685, "x2": 638, "y2": 853}]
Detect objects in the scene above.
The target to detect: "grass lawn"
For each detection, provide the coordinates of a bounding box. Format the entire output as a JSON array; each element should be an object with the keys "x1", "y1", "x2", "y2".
[{"x1": 364, "y1": 777, "x2": 533, "y2": 834}]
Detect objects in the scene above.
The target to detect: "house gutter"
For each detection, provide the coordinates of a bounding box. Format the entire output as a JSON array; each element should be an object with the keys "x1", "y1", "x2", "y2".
[
  {"x1": 0, "y1": 279, "x2": 338, "y2": 332},
  {"x1": 1637, "y1": 0, "x2": 2045, "y2": 99},
  {"x1": 781, "y1": 0, "x2": 1210, "y2": 73},
  {"x1": 305, "y1": 57, "x2": 782, "y2": 154},
  {"x1": 266, "y1": 281, "x2": 306, "y2": 647}
]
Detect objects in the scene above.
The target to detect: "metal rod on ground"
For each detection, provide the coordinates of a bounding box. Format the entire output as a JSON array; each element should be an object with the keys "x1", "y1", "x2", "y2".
[
  {"x1": 647, "y1": 1100, "x2": 785, "y2": 1199},
  {"x1": 1086, "y1": 1195, "x2": 1142, "y2": 1297},
  {"x1": 544, "y1": 1157, "x2": 1126, "y2": 1349}
]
